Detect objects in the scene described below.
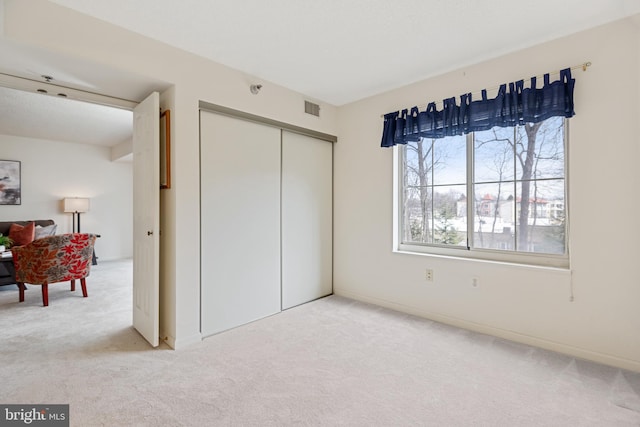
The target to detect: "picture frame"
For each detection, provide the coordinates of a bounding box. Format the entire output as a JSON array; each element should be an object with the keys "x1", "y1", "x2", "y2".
[
  {"x1": 160, "y1": 109, "x2": 171, "y2": 189},
  {"x1": 0, "y1": 160, "x2": 21, "y2": 205}
]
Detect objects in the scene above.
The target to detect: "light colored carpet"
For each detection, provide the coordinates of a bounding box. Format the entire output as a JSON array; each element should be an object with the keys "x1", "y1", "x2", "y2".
[{"x1": 1, "y1": 259, "x2": 639, "y2": 426}]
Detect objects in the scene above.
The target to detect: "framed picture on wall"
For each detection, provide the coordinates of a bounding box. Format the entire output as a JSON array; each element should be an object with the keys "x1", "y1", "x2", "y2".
[
  {"x1": 160, "y1": 109, "x2": 171, "y2": 189},
  {"x1": 0, "y1": 160, "x2": 21, "y2": 205}
]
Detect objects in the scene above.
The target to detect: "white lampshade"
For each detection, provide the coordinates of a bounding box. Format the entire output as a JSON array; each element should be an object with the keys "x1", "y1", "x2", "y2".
[{"x1": 63, "y1": 197, "x2": 90, "y2": 213}]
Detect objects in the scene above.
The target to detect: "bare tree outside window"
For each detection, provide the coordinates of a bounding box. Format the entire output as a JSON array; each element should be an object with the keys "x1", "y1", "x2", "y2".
[
  {"x1": 403, "y1": 135, "x2": 466, "y2": 246},
  {"x1": 403, "y1": 139, "x2": 434, "y2": 243},
  {"x1": 401, "y1": 117, "x2": 566, "y2": 257}
]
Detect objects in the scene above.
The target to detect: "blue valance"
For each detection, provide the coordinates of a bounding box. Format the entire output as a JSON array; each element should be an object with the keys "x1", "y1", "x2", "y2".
[{"x1": 380, "y1": 68, "x2": 575, "y2": 147}]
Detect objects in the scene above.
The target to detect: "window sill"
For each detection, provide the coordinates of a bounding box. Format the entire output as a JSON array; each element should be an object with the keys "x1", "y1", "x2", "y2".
[{"x1": 394, "y1": 246, "x2": 571, "y2": 272}]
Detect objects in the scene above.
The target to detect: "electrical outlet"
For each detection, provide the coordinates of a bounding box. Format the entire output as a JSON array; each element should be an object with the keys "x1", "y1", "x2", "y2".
[
  {"x1": 472, "y1": 277, "x2": 479, "y2": 288},
  {"x1": 425, "y1": 269, "x2": 434, "y2": 282}
]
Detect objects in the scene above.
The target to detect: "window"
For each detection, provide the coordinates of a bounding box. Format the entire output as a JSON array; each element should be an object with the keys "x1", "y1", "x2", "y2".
[{"x1": 398, "y1": 116, "x2": 567, "y2": 267}]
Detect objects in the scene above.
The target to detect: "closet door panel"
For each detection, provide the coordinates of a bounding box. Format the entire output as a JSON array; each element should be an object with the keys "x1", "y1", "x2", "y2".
[
  {"x1": 281, "y1": 131, "x2": 333, "y2": 309},
  {"x1": 200, "y1": 111, "x2": 281, "y2": 336}
]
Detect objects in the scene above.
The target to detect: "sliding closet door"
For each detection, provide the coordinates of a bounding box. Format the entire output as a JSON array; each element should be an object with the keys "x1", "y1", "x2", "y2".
[
  {"x1": 281, "y1": 131, "x2": 333, "y2": 309},
  {"x1": 200, "y1": 111, "x2": 281, "y2": 336}
]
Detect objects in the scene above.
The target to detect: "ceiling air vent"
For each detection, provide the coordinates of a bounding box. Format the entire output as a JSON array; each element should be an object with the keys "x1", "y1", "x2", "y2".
[{"x1": 304, "y1": 100, "x2": 320, "y2": 117}]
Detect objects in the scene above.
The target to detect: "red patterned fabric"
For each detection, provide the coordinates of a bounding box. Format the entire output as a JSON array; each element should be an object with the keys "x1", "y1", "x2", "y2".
[{"x1": 12, "y1": 233, "x2": 97, "y2": 285}]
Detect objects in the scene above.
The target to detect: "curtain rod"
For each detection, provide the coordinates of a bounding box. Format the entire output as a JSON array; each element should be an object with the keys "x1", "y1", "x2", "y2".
[{"x1": 380, "y1": 61, "x2": 591, "y2": 118}]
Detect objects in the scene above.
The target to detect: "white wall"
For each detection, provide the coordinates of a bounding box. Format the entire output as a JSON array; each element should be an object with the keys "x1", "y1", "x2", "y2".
[
  {"x1": 0, "y1": 134, "x2": 132, "y2": 260},
  {"x1": 335, "y1": 17, "x2": 640, "y2": 371}
]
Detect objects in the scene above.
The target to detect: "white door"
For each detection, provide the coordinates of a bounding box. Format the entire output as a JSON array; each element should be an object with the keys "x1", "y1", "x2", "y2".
[
  {"x1": 200, "y1": 111, "x2": 282, "y2": 336},
  {"x1": 281, "y1": 131, "x2": 333, "y2": 309},
  {"x1": 132, "y1": 92, "x2": 160, "y2": 347}
]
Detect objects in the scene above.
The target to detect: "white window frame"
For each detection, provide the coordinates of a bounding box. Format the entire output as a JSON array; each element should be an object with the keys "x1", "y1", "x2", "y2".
[{"x1": 393, "y1": 121, "x2": 570, "y2": 269}]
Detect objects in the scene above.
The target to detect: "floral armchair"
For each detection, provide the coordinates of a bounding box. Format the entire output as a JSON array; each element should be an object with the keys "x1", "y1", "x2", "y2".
[{"x1": 12, "y1": 233, "x2": 97, "y2": 306}]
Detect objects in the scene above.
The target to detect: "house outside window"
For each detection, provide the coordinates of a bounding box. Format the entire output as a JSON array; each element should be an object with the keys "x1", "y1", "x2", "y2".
[{"x1": 398, "y1": 116, "x2": 568, "y2": 268}]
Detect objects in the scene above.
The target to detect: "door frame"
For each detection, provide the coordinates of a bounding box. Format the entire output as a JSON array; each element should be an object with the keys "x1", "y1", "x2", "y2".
[
  {"x1": 0, "y1": 75, "x2": 164, "y2": 346},
  {"x1": 198, "y1": 101, "x2": 338, "y2": 336},
  {"x1": 199, "y1": 101, "x2": 337, "y2": 143}
]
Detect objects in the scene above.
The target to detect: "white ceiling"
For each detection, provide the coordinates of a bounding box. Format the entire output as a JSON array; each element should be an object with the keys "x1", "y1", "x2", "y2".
[
  {"x1": 2, "y1": 0, "x2": 640, "y2": 147},
  {"x1": 0, "y1": 85, "x2": 132, "y2": 146},
  {"x1": 49, "y1": 0, "x2": 640, "y2": 106}
]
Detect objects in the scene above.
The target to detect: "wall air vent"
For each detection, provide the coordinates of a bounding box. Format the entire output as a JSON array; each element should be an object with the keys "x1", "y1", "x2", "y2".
[{"x1": 304, "y1": 100, "x2": 320, "y2": 117}]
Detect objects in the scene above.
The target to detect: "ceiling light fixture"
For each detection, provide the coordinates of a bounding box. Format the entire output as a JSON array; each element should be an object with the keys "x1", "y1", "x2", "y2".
[
  {"x1": 37, "y1": 89, "x2": 47, "y2": 94},
  {"x1": 250, "y1": 84, "x2": 262, "y2": 95},
  {"x1": 41, "y1": 75, "x2": 53, "y2": 82}
]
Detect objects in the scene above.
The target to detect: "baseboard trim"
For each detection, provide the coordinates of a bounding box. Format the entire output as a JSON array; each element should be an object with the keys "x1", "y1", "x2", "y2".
[
  {"x1": 335, "y1": 290, "x2": 640, "y2": 373},
  {"x1": 163, "y1": 332, "x2": 202, "y2": 350}
]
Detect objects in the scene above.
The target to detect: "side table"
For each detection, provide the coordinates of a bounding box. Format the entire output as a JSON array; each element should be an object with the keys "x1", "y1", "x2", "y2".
[
  {"x1": 0, "y1": 255, "x2": 15, "y2": 286},
  {"x1": 91, "y1": 234, "x2": 101, "y2": 265}
]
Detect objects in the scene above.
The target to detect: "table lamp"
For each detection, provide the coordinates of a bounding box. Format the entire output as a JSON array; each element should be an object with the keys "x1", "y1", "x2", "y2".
[{"x1": 63, "y1": 197, "x2": 90, "y2": 233}]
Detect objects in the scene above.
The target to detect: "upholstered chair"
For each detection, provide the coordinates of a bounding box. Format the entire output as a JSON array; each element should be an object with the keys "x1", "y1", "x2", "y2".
[{"x1": 12, "y1": 233, "x2": 97, "y2": 306}]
